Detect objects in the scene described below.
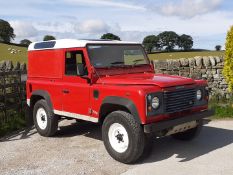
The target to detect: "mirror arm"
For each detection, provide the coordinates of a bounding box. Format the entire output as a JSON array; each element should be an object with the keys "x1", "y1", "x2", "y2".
[{"x1": 81, "y1": 75, "x2": 91, "y2": 84}]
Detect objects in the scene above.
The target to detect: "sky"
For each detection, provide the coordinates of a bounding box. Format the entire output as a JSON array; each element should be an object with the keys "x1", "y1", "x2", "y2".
[{"x1": 0, "y1": 0, "x2": 233, "y2": 49}]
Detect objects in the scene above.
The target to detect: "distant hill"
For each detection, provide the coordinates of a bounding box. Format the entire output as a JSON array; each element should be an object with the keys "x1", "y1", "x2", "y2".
[{"x1": 0, "y1": 42, "x2": 27, "y2": 64}]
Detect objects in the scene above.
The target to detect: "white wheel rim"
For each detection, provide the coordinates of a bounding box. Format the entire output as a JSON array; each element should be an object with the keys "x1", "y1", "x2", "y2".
[
  {"x1": 108, "y1": 123, "x2": 129, "y2": 153},
  {"x1": 36, "y1": 108, "x2": 48, "y2": 130}
]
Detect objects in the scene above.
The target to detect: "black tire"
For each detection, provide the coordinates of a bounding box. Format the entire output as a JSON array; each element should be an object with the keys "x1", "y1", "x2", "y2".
[
  {"x1": 102, "y1": 111, "x2": 145, "y2": 164},
  {"x1": 33, "y1": 99, "x2": 58, "y2": 137},
  {"x1": 171, "y1": 119, "x2": 203, "y2": 141}
]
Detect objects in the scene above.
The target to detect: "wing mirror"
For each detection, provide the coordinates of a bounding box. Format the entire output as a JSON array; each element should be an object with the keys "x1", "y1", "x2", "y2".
[
  {"x1": 77, "y1": 64, "x2": 91, "y2": 83},
  {"x1": 77, "y1": 63, "x2": 86, "y2": 76}
]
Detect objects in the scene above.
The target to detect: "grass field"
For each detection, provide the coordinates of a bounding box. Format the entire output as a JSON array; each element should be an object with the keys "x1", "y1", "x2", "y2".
[
  {"x1": 210, "y1": 97, "x2": 233, "y2": 119},
  {"x1": 0, "y1": 43, "x2": 226, "y2": 64},
  {"x1": 148, "y1": 51, "x2": 225, "y2": 60},
  {"x1": 0, "y1": 43, "x2": 27, "y2": 64}
]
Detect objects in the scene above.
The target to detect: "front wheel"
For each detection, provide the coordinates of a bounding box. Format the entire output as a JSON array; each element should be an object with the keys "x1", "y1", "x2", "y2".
[{"x1": 102, "y1": 111, "x2": 145, "y2": 164}]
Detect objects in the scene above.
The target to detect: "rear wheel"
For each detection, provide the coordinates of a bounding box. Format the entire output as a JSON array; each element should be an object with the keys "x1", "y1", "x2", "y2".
[
  {"x1": 171, "y1": 119, "x2": 203, "y2": 141},
  {"x1": 33, "y1": 99, "x2": 58, "y2": 137},
  {"x1": 102, "y1": 111, "x2": 145, "y2": 164}
]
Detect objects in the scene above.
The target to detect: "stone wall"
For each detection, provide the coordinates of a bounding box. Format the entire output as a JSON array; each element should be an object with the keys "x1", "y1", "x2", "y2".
[
  {"x1": 153, "y1": 56, "x2": 231, "y2": 99},
  {"x1": 0, "y1": 60, "x2": 26, "y2": 71},
  {"x1": 0, "y1": 59, "x2": 230, "y2": 99}
]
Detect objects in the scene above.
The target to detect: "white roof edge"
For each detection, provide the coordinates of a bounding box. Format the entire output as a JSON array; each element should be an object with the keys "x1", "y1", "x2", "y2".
[{"x1": 28, "y1": 39, "x2": 140, "y2": 51}]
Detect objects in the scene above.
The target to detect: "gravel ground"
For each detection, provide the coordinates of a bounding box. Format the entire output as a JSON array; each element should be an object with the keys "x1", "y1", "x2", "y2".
[{"x1": 0, "y1": 120, "x2": 233, "y2": 175}]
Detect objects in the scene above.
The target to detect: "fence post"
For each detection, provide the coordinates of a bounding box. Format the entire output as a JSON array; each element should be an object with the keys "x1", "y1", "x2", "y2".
[{"x1": 3, "y1": 72, "x2": 6, "y2": 123}]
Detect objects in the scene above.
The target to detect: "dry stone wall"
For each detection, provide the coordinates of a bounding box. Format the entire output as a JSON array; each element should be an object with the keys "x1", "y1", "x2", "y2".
[
  {"x1": 0, "y1": 60, "x2": 26, "y2": 71},
  {"x1": 153, "y1": 56, "x2": 231, "y2": 99},
  {"x1": 0, "y1": 59, "x2": 230, "y2": 99}
]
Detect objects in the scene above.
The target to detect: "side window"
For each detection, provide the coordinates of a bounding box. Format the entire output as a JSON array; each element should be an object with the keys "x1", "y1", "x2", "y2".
[{"x1": 65, "y1": 51, "x2": 88, "y2": 76}]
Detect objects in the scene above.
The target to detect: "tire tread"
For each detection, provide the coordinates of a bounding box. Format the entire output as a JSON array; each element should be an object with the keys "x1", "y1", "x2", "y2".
[
  {"x1": 33, "y1": 99, "x2": 58, "y2": 137},
  {"x1": 102, "y1": 111, "x2": 145, "y2": 164}
]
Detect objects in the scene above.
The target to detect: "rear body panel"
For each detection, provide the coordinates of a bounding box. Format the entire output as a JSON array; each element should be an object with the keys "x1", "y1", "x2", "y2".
[{"x1": 28, "y1": 49, "x2": 64, "y2": 79}]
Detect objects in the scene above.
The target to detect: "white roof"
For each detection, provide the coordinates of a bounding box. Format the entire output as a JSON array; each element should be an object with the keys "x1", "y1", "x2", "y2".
[{"x1": 28, "y1": 39, "x2": 140, "y2": 51}]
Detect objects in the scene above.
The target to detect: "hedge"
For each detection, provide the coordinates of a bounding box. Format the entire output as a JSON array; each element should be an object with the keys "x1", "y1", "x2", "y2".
[{"x1": 223, "y1": 26, "x2": 233, "y2": 91}]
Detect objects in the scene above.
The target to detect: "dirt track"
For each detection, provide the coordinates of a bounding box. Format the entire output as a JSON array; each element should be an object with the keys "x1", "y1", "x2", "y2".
[{"x1": 0, "y1": 120, "x2": 233, "y2": 175}]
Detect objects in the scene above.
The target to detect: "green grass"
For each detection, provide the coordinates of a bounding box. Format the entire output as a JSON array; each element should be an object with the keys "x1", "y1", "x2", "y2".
[
  {"x1": 0, "y1": 43, "x2": 27, "y2": 64},
  {"x1": 148, "y1": 51, "x2": 225, "y2": 60},
  {"x1": 210, "y1": 104, "x2": 233, "y2": 119},
  {"x1": 0, "y1": 114, "x2": 26, "y2": 137},
  {"x1": 209, "y1": 96, "x2": 233, "y2": 119}
]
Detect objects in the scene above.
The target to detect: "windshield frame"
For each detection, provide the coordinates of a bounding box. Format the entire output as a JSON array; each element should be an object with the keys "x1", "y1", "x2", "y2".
[{"x1": 86, "y1": 43, "x2": 150, "y2": 68}]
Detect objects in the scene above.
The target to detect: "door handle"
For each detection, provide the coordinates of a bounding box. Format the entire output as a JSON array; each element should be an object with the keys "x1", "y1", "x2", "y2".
[{"x1": 62, "y1": 89, "x2": 70, "y2": 94}]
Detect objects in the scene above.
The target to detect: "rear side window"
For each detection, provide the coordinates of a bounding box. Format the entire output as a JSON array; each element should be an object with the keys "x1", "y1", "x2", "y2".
[
  {"x1": 65, "y1": 51, "x2": 88, "y2": 76},
  {"x1": 34, "y1": 41, "x2": 56, "y2": 49}
]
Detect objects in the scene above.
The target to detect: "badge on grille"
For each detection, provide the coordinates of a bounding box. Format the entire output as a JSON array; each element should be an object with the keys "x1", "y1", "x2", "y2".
[{"x1": 176, "y1": 86, "x2": 185, "y2": 89}]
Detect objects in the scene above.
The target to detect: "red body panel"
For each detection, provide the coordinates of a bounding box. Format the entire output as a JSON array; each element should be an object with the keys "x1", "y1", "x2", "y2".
[
  {"x1": 28, "y1": 49, "x2": 63, "y2": 79},
  {"x1": 27, "y1": 46, "x2": 208, "y2": 124},
  {"x1": 27, "y1": 78, "x2": 63, "y2": 111},
  {"x1": 96, "y1": 73, "x2": 195, "y2": 87},
  {"x1": 62, "y1": 76, "x2": 90, "y2": 116}
]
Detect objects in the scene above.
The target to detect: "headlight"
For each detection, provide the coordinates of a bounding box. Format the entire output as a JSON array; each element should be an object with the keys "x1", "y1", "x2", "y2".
[
  {"x1": 152, "y1": 96, "x2": 160, "y2": 109},
  {"x1": 196, "y1": 89, "x2": 202, "y2": 101},
  {"x1": 146, "y1": 93, "x2": 163, "y2": 116}
]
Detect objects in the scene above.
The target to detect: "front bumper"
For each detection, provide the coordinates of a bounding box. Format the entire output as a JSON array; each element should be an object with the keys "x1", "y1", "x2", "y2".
[{"x1": 144, "y1": 109, "x2": 215, "y2": 133}]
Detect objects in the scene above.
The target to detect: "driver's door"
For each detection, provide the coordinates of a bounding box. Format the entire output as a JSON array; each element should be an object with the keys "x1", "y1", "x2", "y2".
[{"x1": 62, "y1": 49, "x2": 91, "y2": 117}]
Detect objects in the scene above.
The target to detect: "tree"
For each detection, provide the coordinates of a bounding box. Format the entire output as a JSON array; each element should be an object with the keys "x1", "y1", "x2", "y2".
[
  {"x1": 142, "y1": 35, "x2": 160, "y2": 53},
  {"x1": 43, "y1": 35, "x2": 56, "y2": 41},
  {"x1": 20, "y1": 39, "x2": 32, "y2": 46},
  {"x1": 178, "y1": 34, "x2": 193, "y2": 51},
  {"x1": 223, "y1": 26, "x2": 233, "y2": 91},
  {"x1": 157, "y1": 31, "x2": 179, "y2": 51},
  {"x1": 0, "y1": 19, "x2": 15, "y2": 43},
  {"x1": 215, "y1": 45, "x2": 222, "y2": 51},
  {"x1": 101, "y1": 33, "x2": 121, "y2": 41}
]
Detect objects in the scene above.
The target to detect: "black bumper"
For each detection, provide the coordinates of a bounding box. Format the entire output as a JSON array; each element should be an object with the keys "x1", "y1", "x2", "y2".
[{"x1": 144, "y1": 109, "x2": 215, "y2": 133}]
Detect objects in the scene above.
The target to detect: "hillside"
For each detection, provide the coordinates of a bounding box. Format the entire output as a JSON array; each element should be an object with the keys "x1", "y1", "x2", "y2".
[
  {"x1": 0, "y1": 43, "x2": 225, "y2": 64},
  {"x1": 0, "y1": 43, "x2": 27, "y2": 64}
]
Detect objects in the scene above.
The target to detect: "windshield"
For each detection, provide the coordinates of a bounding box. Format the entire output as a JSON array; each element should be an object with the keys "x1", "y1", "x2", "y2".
[{"x1": 87, "y1": 44, "x2": 149, "y2": 68}]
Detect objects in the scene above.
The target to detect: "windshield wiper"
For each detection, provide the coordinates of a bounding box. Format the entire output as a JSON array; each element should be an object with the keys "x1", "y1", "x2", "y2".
[
  {"x1": 109, "y1": 61, "x2": 126, "y2": 68},
  {"x1": 133, "y1": 59, "x2": 145, "y2": 66},
  {"x1": 110, "y1": 61, "x2": 124, "y2": 65}
]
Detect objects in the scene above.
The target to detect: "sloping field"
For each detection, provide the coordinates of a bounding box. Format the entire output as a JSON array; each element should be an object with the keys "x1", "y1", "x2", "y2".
[
  {"x1": 0, "y1": 43, "x2": 225, "y2": 64},
  {"x1": 0, "y1": 43, "x2": 27, "y2": 64}
]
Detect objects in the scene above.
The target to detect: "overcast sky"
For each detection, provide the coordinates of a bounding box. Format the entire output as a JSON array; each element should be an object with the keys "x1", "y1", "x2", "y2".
[{"x1": 1, "y1": 0, "x2": 233, "y2": 49}]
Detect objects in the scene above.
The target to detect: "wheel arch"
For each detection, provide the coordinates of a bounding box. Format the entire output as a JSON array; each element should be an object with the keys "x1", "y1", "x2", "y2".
[
  {"x1": 99, "y1": 96, "x2": 141, "y2": 124},
  {"x1": 30, "y1": 90, "x2": 53, "y2": 110},
  {"x1": 27, "y1": 90, "x2": 53, "y2": 125}
]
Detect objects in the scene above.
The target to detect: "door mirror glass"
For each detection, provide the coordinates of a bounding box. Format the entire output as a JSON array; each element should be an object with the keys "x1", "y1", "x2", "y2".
[{"x1": 77, "y1": 63, "x2": 85, "y2": 76}]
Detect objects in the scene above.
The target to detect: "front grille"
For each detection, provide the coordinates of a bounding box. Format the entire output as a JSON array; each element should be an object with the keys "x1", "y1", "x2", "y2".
[{"x1": 164, "y1": 88, "x2": 196, "y2": 113}]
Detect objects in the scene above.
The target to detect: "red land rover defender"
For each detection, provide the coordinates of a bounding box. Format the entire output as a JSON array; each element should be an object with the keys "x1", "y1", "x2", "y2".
[{"x1": 27, "y1": 39, "x2": 214, "y2": 163}]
